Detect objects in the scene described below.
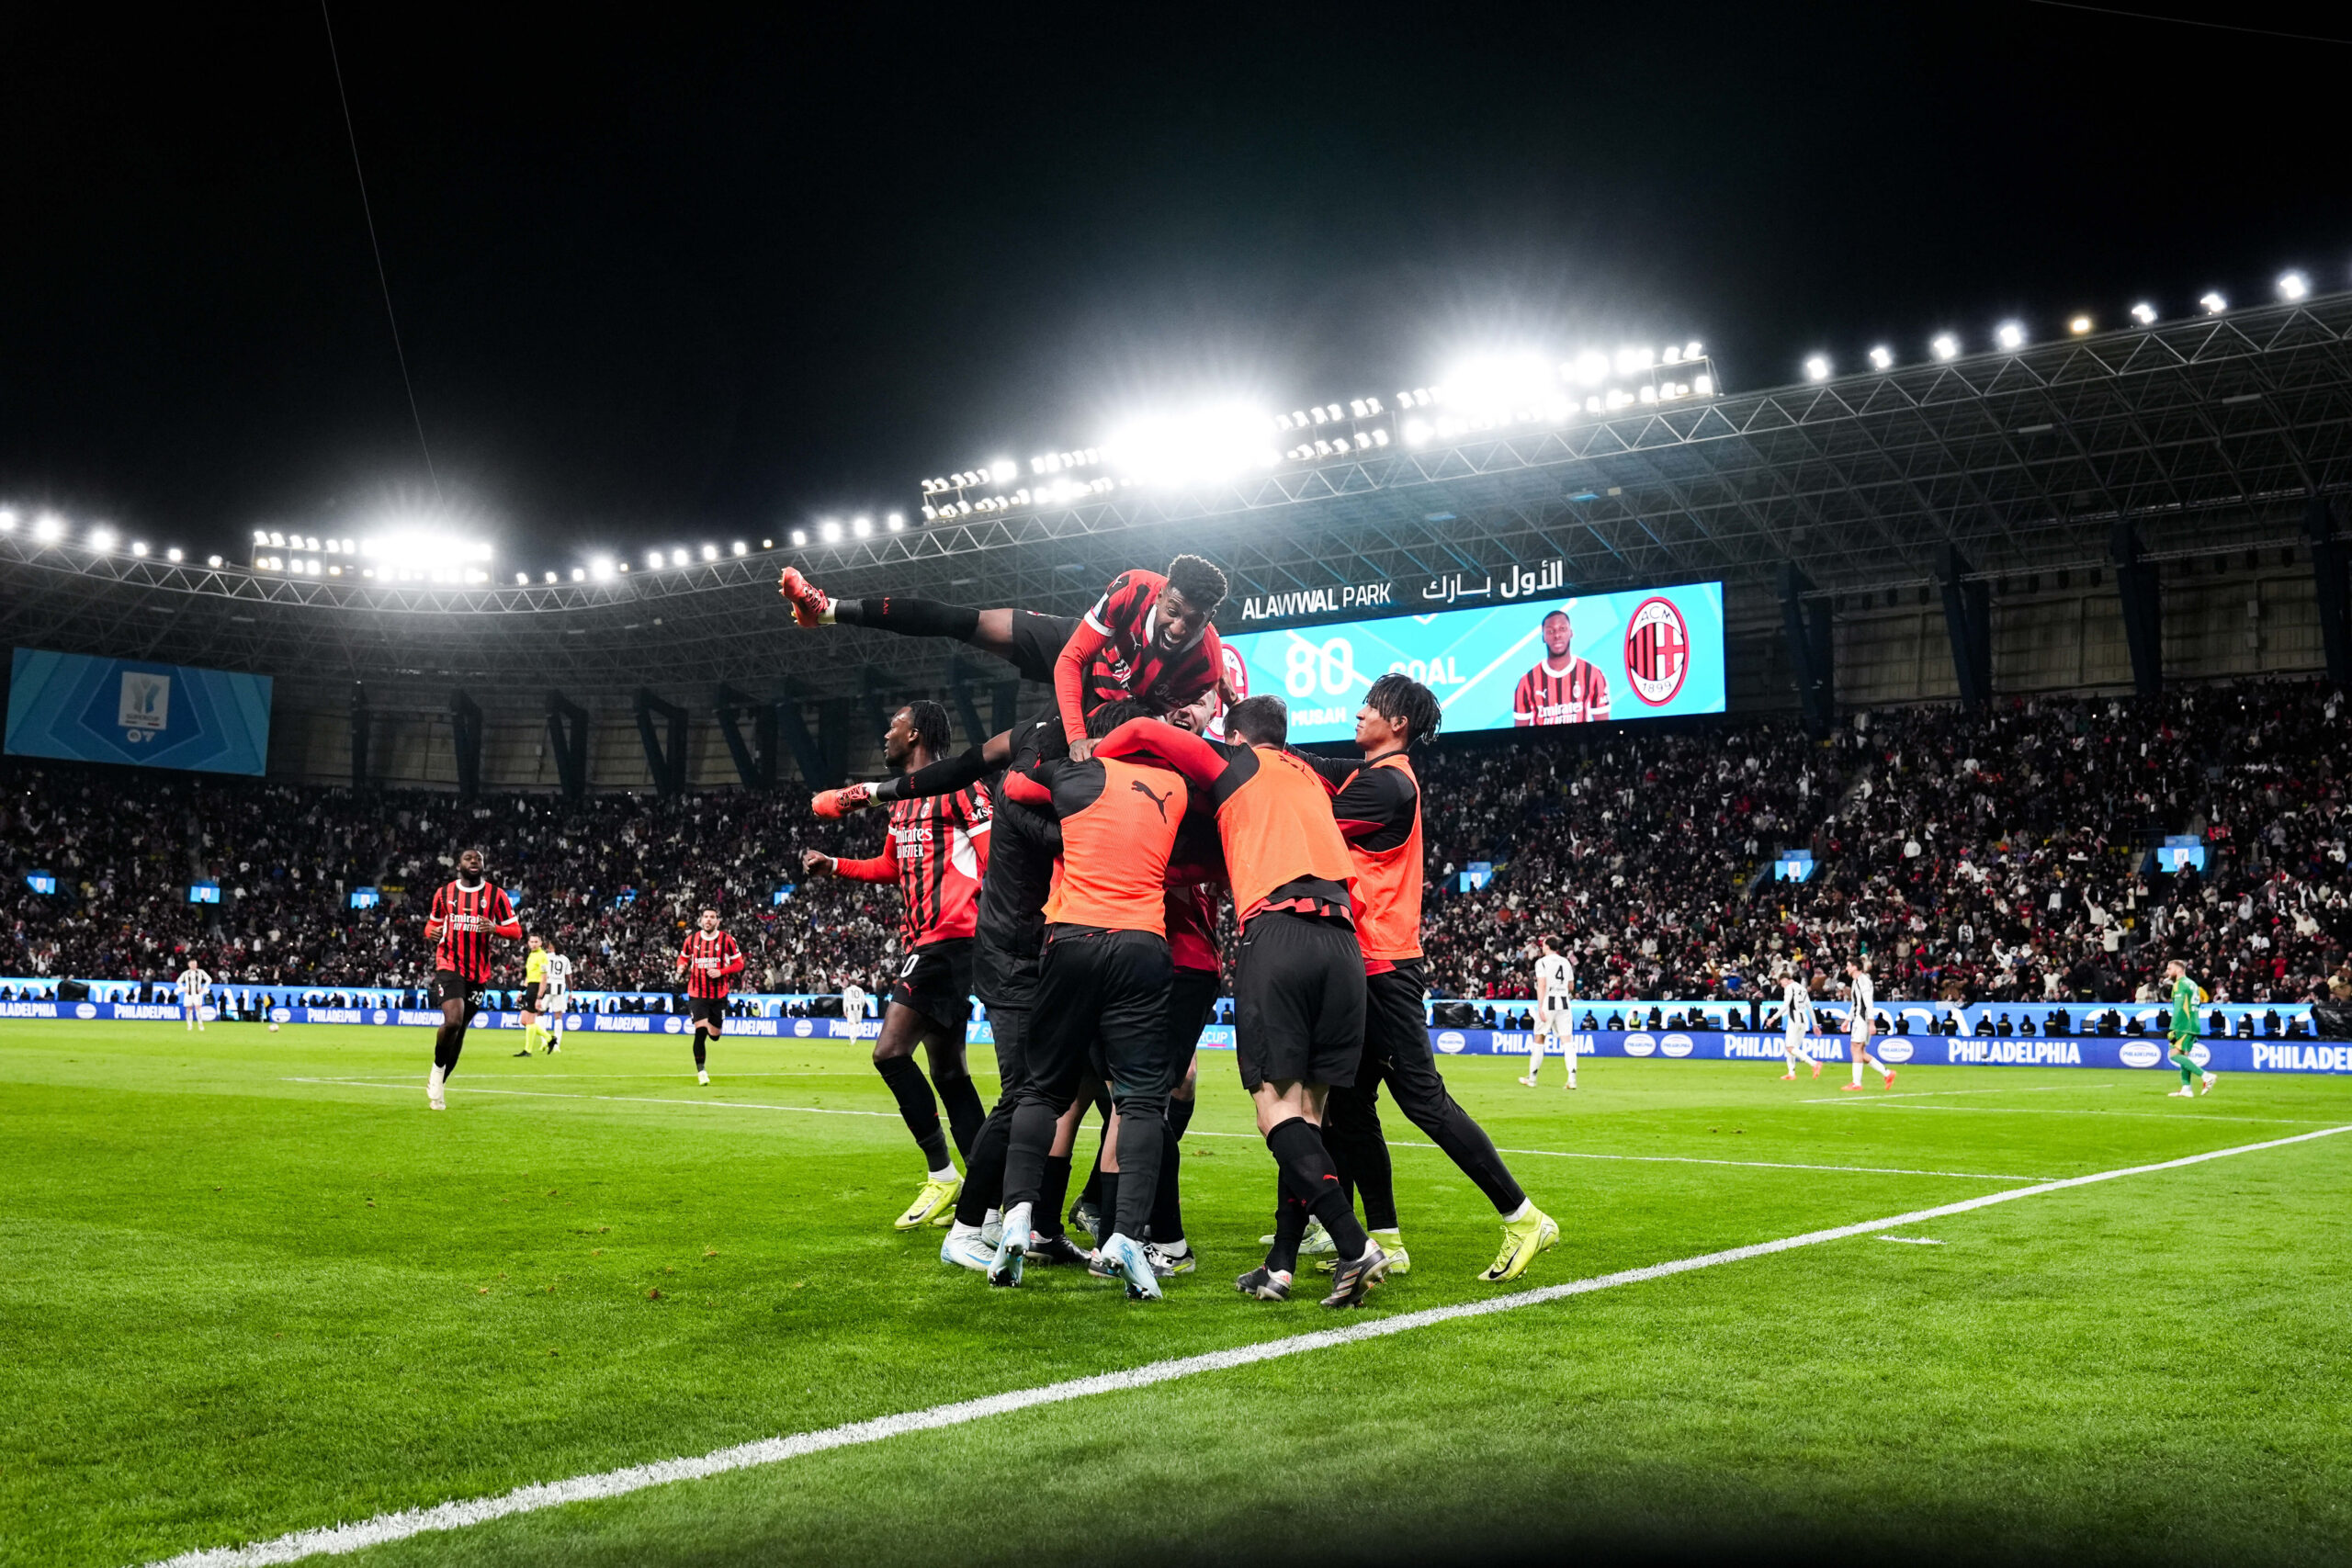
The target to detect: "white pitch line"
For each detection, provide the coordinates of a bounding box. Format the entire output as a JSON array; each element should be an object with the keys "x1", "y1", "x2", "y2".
[
  {"x1": 1184, "y1": 1128, "x2": 2048, "y2": 1182},
  {"x1": 143, "y1": 1122, "x2": 2352, "y2": 1568},
  {"x1": 1798, "y1": 1085, "x2": 2118, "y2": 1102},
  {"x1": 1875, "y1": 1236, "x2": 1945, "y2": 1246}
]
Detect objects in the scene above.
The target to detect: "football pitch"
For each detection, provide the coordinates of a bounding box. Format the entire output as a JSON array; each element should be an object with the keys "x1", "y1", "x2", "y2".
[{"x1": 4, "y1": 1021, "x2": 2347, "y2": 1568}]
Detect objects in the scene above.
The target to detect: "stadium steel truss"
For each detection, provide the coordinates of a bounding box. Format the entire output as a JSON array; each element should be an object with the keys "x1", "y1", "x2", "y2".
[{"x1": 4, "y1": 291, "x2": 2349, "y2": 718}]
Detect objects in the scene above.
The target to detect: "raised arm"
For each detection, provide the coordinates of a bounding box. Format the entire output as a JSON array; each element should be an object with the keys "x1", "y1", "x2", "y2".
[{"x1": 1092, "y1": 717, "x2": 1227, "y2": 790}]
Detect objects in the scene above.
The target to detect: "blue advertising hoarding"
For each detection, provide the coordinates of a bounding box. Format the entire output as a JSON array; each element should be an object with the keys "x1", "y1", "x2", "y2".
[
  {"x1": 6, "y1": 649, "x2": 272, "y2": 775},
  {"x1": 1218, "y1": 581, "x2": 1724, "y2": 744}
]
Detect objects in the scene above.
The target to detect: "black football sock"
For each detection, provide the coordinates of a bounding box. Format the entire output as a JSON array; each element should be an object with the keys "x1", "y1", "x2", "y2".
[
  {"x1": 693, "y1": 1032, "x2": 707, "y2": 1070},
  {"x1": 1110, "y1": 1098, "x2": 1167, "y2": 1245},
  {"x1": 876, "y1": 1055, "x2": 952, "y2": 1172},
  {"x1": 1167, "y1": 1092, "x2": 1196, "y2": 1141},
  {"x1": 1148, "y1": 1127, "x2": 1184, "y2": 1244},
  {"x1": 1035, "y1": 1152, "x2": 1074, "y2": 1238},
  {"x1": 936, "y1": 1072, "x2": 986, "y2": 1162},
  {"x1": 1094, "y1": 1171, "x2": 1120, "y2": 1245},
  {"x1": 954, "y1": 1106, "x2": 1013, "y2": 1226},
  {"x1": 433, "y1": 1023, "x2": 467, "y2": 1077},
  {"x1": 831, "y1": 597, "x2": 980, "y2": 641},
  {"x1": 1324, "y1": 1089, "x2": 1398, "y2": 1232},
  {"x1": 1265, "y1": 1118, "x2": 1370, "y2": 1259},
  {"x1": 1000, "y1": 1096, "x2": 1063, "y2": 1211},
  {"x1": 1263, "y1": 1177, "x2": 1312, "y2": 1275}
]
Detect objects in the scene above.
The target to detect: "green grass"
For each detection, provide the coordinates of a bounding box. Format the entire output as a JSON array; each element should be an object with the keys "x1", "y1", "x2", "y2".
[{"x1": 2, "y1": 1020, "x2": 2347, "y2": 1568}]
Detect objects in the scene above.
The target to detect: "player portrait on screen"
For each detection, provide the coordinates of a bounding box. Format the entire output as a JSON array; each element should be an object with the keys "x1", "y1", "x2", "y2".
[{"x1": 1511, "y1": 608, "x2": 1611, "y2": 727}]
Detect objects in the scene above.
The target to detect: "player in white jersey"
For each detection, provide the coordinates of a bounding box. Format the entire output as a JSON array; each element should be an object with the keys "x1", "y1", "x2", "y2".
[
  {"x1": 841, "y1": 977, "x2": 870, "y2": 1034},
  {"x1": 538, "y1": 950, "x2": 571, "y2": 1054},
  {"x1": 1840, "y1": 957, "x2": 1893, "y2": 1090},
  {"x1": 1520, "y1": 934, "x2": 1578, "y2": 1089},
  {"x1": 175, "y1": 962, "x2": 212, "y2": 1032},
  {"x1": 1777, "y1": 962, "x2": 1819, "y2": 1079}
]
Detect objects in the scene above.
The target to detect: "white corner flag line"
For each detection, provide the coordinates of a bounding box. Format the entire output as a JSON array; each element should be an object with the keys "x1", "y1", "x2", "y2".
[{"x1": 148, "y1": 1122, "x2": 2350, "y2": 1568}]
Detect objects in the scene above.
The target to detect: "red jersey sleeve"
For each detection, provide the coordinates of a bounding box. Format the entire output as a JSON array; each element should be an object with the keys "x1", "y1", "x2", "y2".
[
  {"x1": 832, "y1": 840, "x2": 899, "y2": 882},
  {"x1": 1093, "y1": 717, "x2": 1226, "y2": 790},
  {"x1": 722, "y1": 934, "x2": 745, "y2": 976},
  {"x1": 490, "y1": 887, "x2": 522, "y2": 939},
  {"x1": 1512, "y1": 669, "x2": 1539, "y2": 726}
]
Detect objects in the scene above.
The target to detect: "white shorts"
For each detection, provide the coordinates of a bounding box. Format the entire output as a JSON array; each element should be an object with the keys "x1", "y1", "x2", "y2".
[
  {"x1": 542, "y1": 995, "x2": 569, "y2": 1018},
  {"x1": 1533, "y1": 1010, "x2": 1565, "y2": 1037},
  {"x1": 1850, "y1": 1025, "x2": 1871, "y2": 1045}
]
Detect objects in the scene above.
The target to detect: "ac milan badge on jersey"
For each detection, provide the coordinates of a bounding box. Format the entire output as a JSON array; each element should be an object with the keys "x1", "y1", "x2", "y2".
[{"x1": 1623, "y1": 597, "x2": 1690, "y2": 705}]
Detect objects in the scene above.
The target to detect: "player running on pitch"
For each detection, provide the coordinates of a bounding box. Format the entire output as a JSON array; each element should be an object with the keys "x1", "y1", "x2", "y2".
[
  {"x1": 676, "y1": 908, "x2": 744, "y2": 1084},
  {"x1": 1521, "y1": 933, "x2": 1577, "y2": 1089},
  {"x1": 1778, "y1": 961, "x2": 1821, "y2": 1080},
  {"x1": 1842, "y1": 956, "x2": 1892, "y2": 1090},
  {"x1": 801, "y1": 701, "x2": 993, "y2": 1229},
  {"x1": 2164, "y1": 958, "x2": 2218, "y2": 1098},
  {"x1": 175, "y1": 959, "x2": 212, "y2": 1032},
  {"x1": 1096, "y1": 694, "x2": 1392, "y2": 1308},
  {"x1": 421, "y1": 847, "x2": 522, "y2": 1111},
  {"x1": 514, "y1": 934, "x2": 550, "y2": 1057},
  {"x1": 537, "y1": 943, "x2": 571, "y2": 1054}
]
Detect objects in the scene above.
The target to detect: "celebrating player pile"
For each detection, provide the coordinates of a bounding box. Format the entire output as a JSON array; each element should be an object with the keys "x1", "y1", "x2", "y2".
[{"x1": 789, "y1": 558, "x2": 1555, "y2": 1308}]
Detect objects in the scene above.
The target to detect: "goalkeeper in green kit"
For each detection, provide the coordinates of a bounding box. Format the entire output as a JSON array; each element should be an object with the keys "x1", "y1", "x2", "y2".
[{"x1": 2163, "y1": 958, "x2": 2217, "y2": 1098}]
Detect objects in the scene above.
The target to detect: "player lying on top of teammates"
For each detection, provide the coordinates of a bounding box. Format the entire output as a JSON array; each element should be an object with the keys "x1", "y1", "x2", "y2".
[
  {"x1": 800, "y1": 701, "x2": 994, "y2": 1229},
  {"x1": 778, "y1": 555, "x2": 1237, "y2": 807}
]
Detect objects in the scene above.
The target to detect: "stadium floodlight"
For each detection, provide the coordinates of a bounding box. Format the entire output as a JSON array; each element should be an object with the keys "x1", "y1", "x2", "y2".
[
  {"x1": 2278, "y1": 271, "x2": 2310, "y2": 301},
  {"x1": 699, "y1": 544, "x2": 718, "y2": 560},
  {"x1": 543, "y1": 571, "x2": 558, "y2": 584},
  {"x1": 207, "y1": 554, "x2": 222, "y2": 567},
  {"x1": 762, "y1": 538, "x2": 774, "y2": 548},
  {"x1": 989, "y1": 459, "x2": 1017, "y2": 484},
  {"x1": 1685, "y1": 341, "x2": 1702, "y2": 359},
  {"x1": 1614, "y1": 345, "x2": 1655, "y2": 375},
  {"x1": 820, "y1": 520, "x2": 842, "y2": 543},
  {"x1": 672, "y1": 549, "x2": 689, "y2": 566},
  {"x1": 790, "y1": 528, "x2": 808, "y2": 547},
  {"x1": 1101, "y1": 402, "x2": 1281, "y2": 488},
  {"x1": 1440, "y1": 351, "x2": 1556, "y2": 422},
  {"x1": 269, "y1": 531, "x2": 285, "y2": 547},
  {"x1": 514, "y1": 571, "x2": 530, "y2": 584},
  {"x1": 731, "y1": 540, "x2": 748, "y2": 555},
  {"x1": 253, "y1": 528, "x2": 267, "y2": 544},
  {"x1": 33, "y1": 513, "x2": 63, "y2": 542},
  {"x1": 0, "y1": 508, "x2": 14, "y2": 531},
  {"x1": 130, "y1": 540, "x2": 148, "y2": 557},
  {"x1": 1402, "y1": 417, "x2": 1432, "y2": 446},
  {"x1": 1566, "y1": 352, "x2": 1610, "y2": 386},
  {"x1": 644, "y1": 551, "x2": 662, "y2": 570},
  {"x1": 885, "y1": 513, "x2": 905, "y2": 532},
  {"x1": 1661, "y1": 345, "x2": 1681, "y2": 365},
  {"x1": 1691, "y1": 375, "x2": 1713, "y2": 397},
  {"x1": 1996, "y1": 321, "x2": 2025, "y2": 350},
  {"x1": 589, "y1": 557, "x2": 614, "y2": 581},
  {"x1": 570, "y1": 568, "x2": 584, "y2": 581},
  {"x1": 2131, "y1": 301, "x2": 2157, "y2": 324},
  {"x1": 166, "y1": 547, "x2": 182, "y2": 562},
  {"x1": 1931, "y1": 333, "x2": 1959, "y2": 360},
  {"x1": 1868, "y1": 345, "x2": 1894, "y2": 369},
  {"x1": 2200, "y1": 291, "x2": 2226, "y2": 314},
  {"x1": 89, "y1": 526, "x2": 117, "y2": 551},
  {"x1": 359, "y1": 530, "x2": 493, "y2": 572},
  {"x1": 1804, "y1": 355, "x2": 1831, "y2": 381},
  {"x1": 2068, "y1": 315, "x2": 2092, "y2": 334},
  {"x1": 852, "y1": 516, "x2": 872, "y2": 538}
]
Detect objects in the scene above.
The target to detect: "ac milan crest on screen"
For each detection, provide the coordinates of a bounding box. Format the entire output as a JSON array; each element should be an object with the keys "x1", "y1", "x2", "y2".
[{"x1": 1623, "y1": 596, "x2": 1690, "y2": 705}]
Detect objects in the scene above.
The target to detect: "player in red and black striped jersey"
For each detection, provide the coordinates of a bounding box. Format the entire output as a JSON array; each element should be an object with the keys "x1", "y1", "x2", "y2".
[
  {"x1": 420, "y1": 847, "x2": 522, "y2": 1110},
  {"x1": 675, "y1": 908, "x2": 744, "y2": 1085},
  {"x1": 1511, "y1": 608, "x2": 1611, "y2": 727},
  {"x1": 801, "y1": 701, "x2": 995, "y2": 1230},
  {"x1": 776, "y1": 556, "x2": 1233, "y2": 810}
]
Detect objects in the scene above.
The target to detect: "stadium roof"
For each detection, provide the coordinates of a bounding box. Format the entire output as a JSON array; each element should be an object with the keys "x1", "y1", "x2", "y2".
[{"x1": 4, "y1": 291, "x2": 2348, "y2": 704}]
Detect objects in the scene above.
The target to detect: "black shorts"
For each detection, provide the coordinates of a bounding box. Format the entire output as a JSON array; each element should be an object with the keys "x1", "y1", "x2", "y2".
[
  {"x1": 520, "y1": 981, "x2": 543, "y2": 1010},
  {"x1": 893, "y1": 938, "x2": 976, "y2": 1033},
  {"x1": 429, "y1": 970, "x2": 481, "y2": 1010},
  {"x1": 1005, "y1": 611, "x2": 1082, "y2": 685},
  {"x1": 1234, "y1": 912, "x2": 1365, "y2": 1091},
  {"x1": 1168, "y1": 967, "x2": 1221, "y2": 1058},
  {"x1": 1028, "y1": 927, "x2": 1175, "y2": 1103},
  {"x1": 686, "y1": 995, "x2": 728, "y2": 1026}
]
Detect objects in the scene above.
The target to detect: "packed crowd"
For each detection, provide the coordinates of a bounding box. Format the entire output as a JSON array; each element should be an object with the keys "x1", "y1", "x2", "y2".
[{"x1": 5, "y1": 677, "x2": 2346, "y2": 1007}]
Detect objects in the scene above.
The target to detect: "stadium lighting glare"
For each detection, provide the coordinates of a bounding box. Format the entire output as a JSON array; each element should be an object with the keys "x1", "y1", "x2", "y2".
[
  {"x1": 1868, "y1": 345, "x2": 1894, "y2": 369},
  {"x1": 885, "y1": 513, "x2": 905, "y2": 532},
  {"x1": 1804, "y1": 355, "x2": 1831, "y2": 381},
  {"x1": 589, "y1": 557, "x2": 614, "y2": 581},
  {"x1": 89, "y1": 526, "x2": 117, "y2": 551},
  {"x1": 0, "y1": 508, "x2": 15, "y2": 531},
  {"x1": 2200, "y1": 291, "x2": 2226, "y2": 314},
  {"x1": 2131, "y1": 302, "x2": 2157, "y2": 324},
  {"x1": 269, "y1": 532, "x2": 285, "y2": 547},
  {"x1": 359, "y1": 530, "x2": 493, "y2": 572},
  {"x1": 130, "y1": 541, "x2": 148, "y2": 557},
  {"x1": 253, "y1": 528, "x2": 268, "y2": 545},
  {"x1": 34, "y1": 513, "x2": 63, "y2": 543},
  {"x1": 820, "y1": 520, "x2": 842, "y2": 543},
  {"x1": 1996, "y1": 321, "x2": 2025, "y2": 350},
  {"x1": 1101, "y1": 403, "x2": 1280, "y2": 488},
  {"x1": 730, "y1": 540, "x2": 748, "y2": 556},
  {"x1": 672, "y1": 549, "x2": 689, "y2": 567},
  {"x1": 1685, "y1": 341, "x2": 1702, "y2": 359},
  {"x1": 1614, "y1": 346, "x2": 1655, "y2": 375},
  {"x1": 571, "y1": 568, "x2": 584, "y2": 582},
  {"x1": 1565, "y1": 352, "x2": 1610, "y2": 386},
  {"x1": 644, "y1": 551, "x2": 662, "y2": 570},
  {"x1": 514, "y1": 571, "x2": 530, "y2": 584},
  {"x1": 699, "y1": 544, "x2": 718, "y2": 561},
  {"x1": 762, "y1": 538, "x2": 774, "y2": 548},
  {"x1": 1931, "y1": 333, "x2": 1960, "y2": 360},
  {"x1": 541, "y1": 571, "x2": 557, "y2": 584},
  {"x1": 206, "y1": 554, "x2": 222, "y2": 568},
  {"x1": 166, "y1": 547, "x2": 182, "y2": 562},
  {"x1": 852, "y1": 516, "x2": 873, "y2": 538},
  {"x1": 989, "y1": 459, "x2": 1017, "y2": 484},
  {"x1": 2278, "y1": 271, "x2": 2310, "y2": 301},
  {"x1": 2068, "y1": 315, "x2": 2093, "y2": 335},
  {"x1": 789, "y1": 528, "x2": 808, "y2": 547},
  {"x1": 1440, "y1": 351, "x2": 1557, "y2": 421}
]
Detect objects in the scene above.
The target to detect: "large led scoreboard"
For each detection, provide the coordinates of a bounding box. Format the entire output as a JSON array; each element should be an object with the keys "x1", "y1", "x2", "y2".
[{"x1": 1218, "y1": 581, "x2": 1724, "y2": 744}]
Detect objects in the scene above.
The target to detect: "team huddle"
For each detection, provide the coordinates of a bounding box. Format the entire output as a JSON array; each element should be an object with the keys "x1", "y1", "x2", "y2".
[{"x1": 392, "y1": 547, "x2": 2222, "y2": 1307}]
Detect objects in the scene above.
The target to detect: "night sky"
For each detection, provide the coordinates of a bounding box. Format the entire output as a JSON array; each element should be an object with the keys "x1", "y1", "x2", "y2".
[{"x1": 2, "y1": 4, "x2": 2338, "y2": 570}]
